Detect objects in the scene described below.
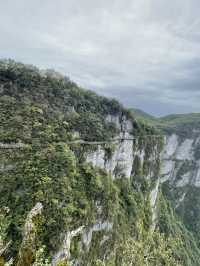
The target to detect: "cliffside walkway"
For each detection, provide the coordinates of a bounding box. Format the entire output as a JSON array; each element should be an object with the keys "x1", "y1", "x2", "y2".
[{"x1": 0, "y1": 135, "x2": 163, "y2": 149}]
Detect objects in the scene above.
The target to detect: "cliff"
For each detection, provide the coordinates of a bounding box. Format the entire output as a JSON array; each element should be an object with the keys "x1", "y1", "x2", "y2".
[
  {"x1": 160, "y1": 124, "x2": 200, "y2": 248},
  {"x1": 0, "y1": 60, "x2": 199, "y2": 265},
  {"x1": 133, "y1": 109, "x2": 200, "y2": 263}
]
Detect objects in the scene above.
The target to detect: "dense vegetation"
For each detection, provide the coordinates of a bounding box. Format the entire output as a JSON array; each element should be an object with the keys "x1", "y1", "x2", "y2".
[
  {"x1": 0, "y1": 60, "x2": 200, "y2": 265},
  {"x1": 132, "y1": 107, "x2": 200, "y2": 265},
  {"x1": 132, "y1": 108, "x2": 200, "y2": 137}
]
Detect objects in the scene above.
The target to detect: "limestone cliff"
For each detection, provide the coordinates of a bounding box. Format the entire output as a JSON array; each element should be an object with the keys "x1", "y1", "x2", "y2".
[
  {"x1": 160, "y1": 128, "x2": 200, "y2": 246},
  {"x1": 86, "y1": 114, "x2": 161, "y2": 180},
  {"x1": 1, "y1": 60, "x2": 197, "y2": 265},
  {"x1": 161, "y1": 133, "x2": 200, "y2": 187},
  {"x1": 86, "y1": 113, "x2": 162, "y2": 231},
  {"x1": 17, "y1": 203, "x2": 43, "y2": 266}
]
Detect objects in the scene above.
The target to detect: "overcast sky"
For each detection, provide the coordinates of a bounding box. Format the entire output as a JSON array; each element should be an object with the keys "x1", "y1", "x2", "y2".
[{"x1": 1, "y1": 0, "x2": 200, "y2": 116}]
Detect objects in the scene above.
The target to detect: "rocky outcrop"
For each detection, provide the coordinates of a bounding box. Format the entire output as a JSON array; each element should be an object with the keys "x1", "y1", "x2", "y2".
[
  {"x1": 17, "y1": 203, "x2": 43, "y2": 266},
  {"x1": 161, "y1": 133, "x2": 200, "y2": 187},
  {"x1": 86, "y1": 115, "x2": 134, "y2": 179},
  {"x1": 150, "y1": 179, "x2": 160, "y2": 230},
  {"x1": 52, "y1": 226, "x2": 85, "y2": 266},
  {"x1": 86, "y1": 132, "x2": 134, "y2": 179},
  {"x1": 86, "y1": 114, "x2": 160, "y2": 180},
  {"x1": 82, "y1": 221, "x2": 112, "y2": 250},
  {"x1": 86, "y1": 114, "x2": 162, "y2": 230},
  {"x1": 160, "y1": 129, "x2": 200, "y2": 247},
  {"x1": 0, "y1": 207, "x2": 11, "y2": 265},
  {"x1": 52, "y1": 220, "x2": 112, "y2": 265}
]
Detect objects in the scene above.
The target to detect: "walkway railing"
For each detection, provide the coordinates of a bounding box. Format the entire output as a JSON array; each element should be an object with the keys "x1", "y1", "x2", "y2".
[{"x1": 0, "y1": 135, "x2": 163, "y2": 149}]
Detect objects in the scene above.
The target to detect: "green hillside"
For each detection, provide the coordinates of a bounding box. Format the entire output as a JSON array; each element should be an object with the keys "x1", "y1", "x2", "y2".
[
  {"x1": 131, "y1": 108, "x2": 200, "y2": 137},
  {"x1": 158, "y1": 113, "x2": 200, "y2": 136},
  {"x1": 0, "y1": 60, "x2": 199, "y2": 265},
  {"x1": 130, "y1": 108, "x2": 156, "y2": 120}
]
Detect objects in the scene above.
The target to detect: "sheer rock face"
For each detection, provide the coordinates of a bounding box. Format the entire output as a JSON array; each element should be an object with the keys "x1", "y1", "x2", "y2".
[
  {"x1": 161, "y1": 133, "x2": 200, "y2": 187},
  {"x1": 150, "y1": 179, "x2": 160, "y2": 230},
  {"x1": 82, "y1": 221, "x2": 113, "y2": 249},
  {"x1": 160, "y1": 130, "x2": 200, "y2": 243},
  {"x1": 17, "y1": 203, "x2": 43, "y2": 266},
  {"x1": 52, "y1": 221, "x2": 113, "y2": 266},
  {"x1": 86, "y1": 115, "x2": 134, "y2": 179},
  {"x1": 52, "y1": 226, "x2": 85, "y2": 266},
  {"x1": 86, "y1": 115, "x2": 159, "y2": 180},
  {"x1": 23, "y1": 203, "x2": 43, "y2": 241},
  {"x1": 86, "y1": 131, "x2": 134, "y2": 179},
  {"x1": 86, "y1": 114, "x2": 162, "y2": 228}
]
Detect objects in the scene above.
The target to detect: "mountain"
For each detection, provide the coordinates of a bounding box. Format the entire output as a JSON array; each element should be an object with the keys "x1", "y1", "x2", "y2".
[
  {"x1": 160, "y1": 114, "x2": 200, "y2": 251},
  {"x1": 130, "y1": 108, "x2": 156, "y2": 120},
  {"x1": 132, "y1": 108, "x2": 200, "y2": 261},
  {"x1": 132, "y1": 108, "x2": 200, "y2": 135},
  {"x1": 129, "y1": 108, "x2": 158, "y2": 127},
  {"x1": 159, "y1": 113, "x2": 200, "y2": 136},
  {"x1": 0, "y1": 60, "x2": 200, "y2": 265}
]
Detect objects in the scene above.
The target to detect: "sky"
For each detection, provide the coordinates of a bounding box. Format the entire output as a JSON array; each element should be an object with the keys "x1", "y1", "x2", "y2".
[{"x1": 0, "y1": 0, "x2": 200, "y2": 116}]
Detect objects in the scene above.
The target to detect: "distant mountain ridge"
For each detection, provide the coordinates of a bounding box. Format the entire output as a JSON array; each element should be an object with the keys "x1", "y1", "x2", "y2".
[
  {"x1": 131, "y1": 108, "x2": 200, "y2": 135},
  {"x1": 131, "y1": 107, "x2": 200, "y2": 123},
  {"x1": 130, "y1": 108, "x2": 156, "y2": 120}
]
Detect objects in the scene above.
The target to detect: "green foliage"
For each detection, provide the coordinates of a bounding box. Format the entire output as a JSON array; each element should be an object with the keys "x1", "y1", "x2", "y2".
[
  {"x1": 162, "y1": 115, "x2": 199, "y2": 138},
  {"x1": 32, "y1": 247, "x2": 50, "y2": 266},
  {"x1": 131, "y1": 108, "x2": 200, "y2": 138},
  {"x1": 0, "y1": 59, "x2": 141, "y2": 144},
  {"x1": 104, "y1": 143, "x2": 116, "y2": 161},
  {"x1": 0, "y1": 207, "x2": 10, "y2": 248},
  {"x1": 176, "y1": 161, "x2": 195, "y2": 180},
  {"x1": 0, "y1": 207, "x2": 11, "y2": 265},
  {"x1": 163, "y1": 183, "x2": 200, "y2": 248},
  {"x1": 115, "y1": 230, "x2": 181, "y2": 266},
  {"x1": 158, "y1": 192, "x2": 200, "y2": 266},
  {"x1": 1, "y1": 60, "x2": 199, "y2": 265}
]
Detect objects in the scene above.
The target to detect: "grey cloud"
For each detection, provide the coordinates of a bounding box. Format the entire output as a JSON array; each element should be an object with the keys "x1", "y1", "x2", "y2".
[{"x1": 0, "y1": 0, "x2": 200, "y2": 116}]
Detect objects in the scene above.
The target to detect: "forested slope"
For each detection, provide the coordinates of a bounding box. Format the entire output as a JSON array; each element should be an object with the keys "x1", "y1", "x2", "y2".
[{"x1": 0, "y1": 60, "x2": 199, "y2": 265}]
